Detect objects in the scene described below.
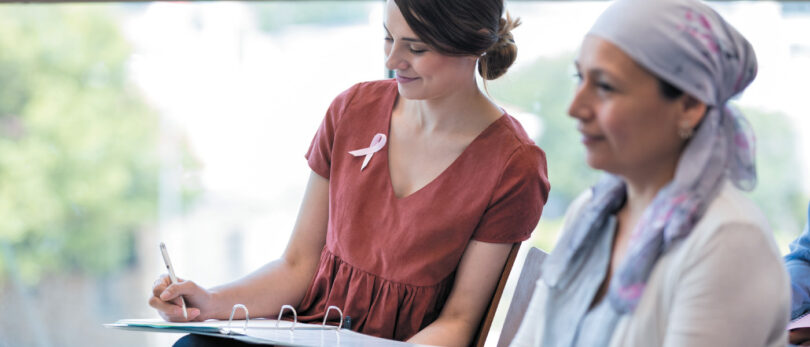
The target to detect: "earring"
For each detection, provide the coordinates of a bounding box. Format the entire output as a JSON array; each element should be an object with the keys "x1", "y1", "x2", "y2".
[{"x1": 678, "y1": 126, "x2": 694, "y2": 139}]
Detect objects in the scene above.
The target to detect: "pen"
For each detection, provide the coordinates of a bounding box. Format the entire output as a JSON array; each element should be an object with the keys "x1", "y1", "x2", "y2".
[{"x1": 159, "y1": 242, "x2": 188, "y2": 320}]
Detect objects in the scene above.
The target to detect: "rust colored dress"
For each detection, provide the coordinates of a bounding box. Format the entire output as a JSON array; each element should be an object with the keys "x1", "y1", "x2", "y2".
[{"x1": 298, "y1": 79, "x2": 550, "y2": 341}]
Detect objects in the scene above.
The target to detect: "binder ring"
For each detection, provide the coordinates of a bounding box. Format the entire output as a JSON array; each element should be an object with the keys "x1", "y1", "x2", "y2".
[
  {"x1": 225, "y1": 304, "x2": 248, "y2": 335},
  {"x1": 322, "y1": 305, "x2": 344, "y2": 330},
  {"x1": 276, "y1": 304, "x2": 298, "y2": 331}
]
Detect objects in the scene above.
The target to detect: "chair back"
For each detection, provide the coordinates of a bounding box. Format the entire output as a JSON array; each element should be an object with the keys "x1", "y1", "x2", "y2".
[{"x1": 496, "y1": 247, "x2": 547, "y2": 347}]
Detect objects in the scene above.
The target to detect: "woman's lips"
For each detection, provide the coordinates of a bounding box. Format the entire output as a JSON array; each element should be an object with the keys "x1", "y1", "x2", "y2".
[
  {"x1": 580, "y1": 132, "x2": 605, "y2": 146},
  {"x1": 395, "y1": 74, "x2": 419, "y2": 84}
]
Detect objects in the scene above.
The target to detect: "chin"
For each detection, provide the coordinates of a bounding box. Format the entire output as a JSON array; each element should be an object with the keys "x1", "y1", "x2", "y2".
[
  {"x1": 396, "y1": 85, "x2": 428, "y2": 100},
  {"x1": 585, "y1": 155, "x2": 610, "y2": 172}
]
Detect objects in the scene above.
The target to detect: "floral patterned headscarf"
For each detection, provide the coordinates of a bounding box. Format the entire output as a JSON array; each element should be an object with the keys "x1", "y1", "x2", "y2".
[{"x1": 543, "y1": 0, "x2": 758, "y2": 313}]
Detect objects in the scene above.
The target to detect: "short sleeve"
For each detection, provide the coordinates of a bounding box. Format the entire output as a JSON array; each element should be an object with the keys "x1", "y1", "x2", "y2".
[
  {"x1": 305, "y1": 84, "x2": 361, "y2": 179},
  {"x1": 472, "y1": 144, "x2": 551, "y2": 243}
]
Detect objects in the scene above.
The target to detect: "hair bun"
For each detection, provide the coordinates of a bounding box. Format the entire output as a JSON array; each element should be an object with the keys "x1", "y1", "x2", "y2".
[
  {"x1": 497, "y1": 15, "x2": 520, "y2": 44},
  {"x1": 479, "y1": 13, "x2": 521, "y2": 80}
]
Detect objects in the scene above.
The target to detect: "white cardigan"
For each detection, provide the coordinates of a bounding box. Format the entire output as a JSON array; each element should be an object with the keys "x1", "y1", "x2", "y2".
[{"x1": 511, "y1": 183, "x2": 790, "y2": 347}]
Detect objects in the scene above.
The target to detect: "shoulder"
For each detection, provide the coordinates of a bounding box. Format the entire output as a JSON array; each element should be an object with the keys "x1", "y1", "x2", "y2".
[
  {"x1": 703, "y1": 182, "x2": 770, "y2": 229},
  {"x1": 662, "y1": 182, "x2": 784, "y2": 288},
  {"x1": 686, "y1": 182, "x2": 773, "y2": 252},
  {"x1": 486, "y1": 114, "x2": 549, "y2": 174},
  {"x1": 474, "y1": 115, "x2": 551, "y2": 209},
  {"x1": 496, "y1": 113, "x2": 543, "y2": 149},
  {"x1": 326, "y1": 79, "x2": 397, "y2": 127},
  {"x1": 350, "y1": 78, "x2": 397, "y2": 94},
  {"x1": 335, "y1": 79, "x2": 397, "y2": 109}
]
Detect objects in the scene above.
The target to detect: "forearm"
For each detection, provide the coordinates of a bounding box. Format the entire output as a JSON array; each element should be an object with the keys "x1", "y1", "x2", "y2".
[
  {"x1": 207, "y1": 172, "x2": 329, "y2": 320},
  {"x1": 207, "y1": 255, "x2": 320, "y2": 319},
  {"x1": 787, "y1": 260, "x2": 810, "y2": 319},
  {"x1": 787, "y1": 205, "x2": 810, "y2": 318},
  {"x1": 407, "y1": 241, "x2": 513, "y2": 346},
  {"x1": 407, "y1": 315, "x2": 477, "y2": 347}
]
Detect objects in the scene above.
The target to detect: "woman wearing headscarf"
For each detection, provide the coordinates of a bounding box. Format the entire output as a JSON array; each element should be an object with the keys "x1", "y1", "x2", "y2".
[{"x1": 510, "y1": 0, "x2": 789, "y2": 346}]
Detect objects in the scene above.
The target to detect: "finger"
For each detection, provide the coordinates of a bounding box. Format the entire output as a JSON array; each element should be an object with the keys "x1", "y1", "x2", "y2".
[
  {"x1": 170, "y1": 296, "x2": 187, "y2": 308},
  {"x1": 152, "y1": 280, "x2": 168, "y2": 297},
  {"x1": 149, "y1": 296, "x2": 191, "y2": 322},
  {"x1": 160, "y1": 280, "x2": 197, "y2": 301},
  {"x1": 148, "y1": 296, "x2": 180, "y2": 316},
  {"x1": 187, "y1": 308, "x2": 202, "y2": 321},
  {"x1": 152, "y1": 274, "x2": 172, "y2": 297},
  {"x1": 159, "y1": 282, "x2": 182, "y2": 301}
]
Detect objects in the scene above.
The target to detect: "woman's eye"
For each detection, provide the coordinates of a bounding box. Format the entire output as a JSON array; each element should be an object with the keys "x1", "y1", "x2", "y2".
[
  {"x1": 573, "y1": 73, "x2": 583, "y2": 84},
  {"x1": 596, "y1": 81, "x2": 615, "y2": 92},
  {"x1": 409, "y1": 47, "x2": 427, "y2": 54},
  {"x1": 384, "y1": 37, "x2": 393, "y2": 42}
]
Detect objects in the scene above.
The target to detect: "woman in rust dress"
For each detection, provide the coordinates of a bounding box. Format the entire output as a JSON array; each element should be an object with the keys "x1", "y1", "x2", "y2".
[{"x1": 150, "y1": 1, "x2": 550, "y2": 345}]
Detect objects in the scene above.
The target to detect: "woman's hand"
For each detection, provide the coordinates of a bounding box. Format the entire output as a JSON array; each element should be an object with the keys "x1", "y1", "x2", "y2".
[
  {"x1": 790, "y1": 328, "x2": 810, "y2": 346},
  {"x1": 146, "y1": 172, "x2": 329, "y2": 322},
  {"x1": 148, "y1": 274, "x2": 217, "y2": 322}
]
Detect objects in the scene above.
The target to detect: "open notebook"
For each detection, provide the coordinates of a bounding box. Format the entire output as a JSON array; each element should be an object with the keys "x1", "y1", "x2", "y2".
[
  {"x1": 106, "y1": 304, "x2": 435, "y2": 347},
  {"x1": 789, "y1": 312, "x2": 810, "y2": 331}
]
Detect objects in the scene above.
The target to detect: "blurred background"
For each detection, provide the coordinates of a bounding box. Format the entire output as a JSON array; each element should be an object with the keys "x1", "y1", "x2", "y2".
[{"x1": 0, "y1": 1, "x2": 808, "y2": 346}]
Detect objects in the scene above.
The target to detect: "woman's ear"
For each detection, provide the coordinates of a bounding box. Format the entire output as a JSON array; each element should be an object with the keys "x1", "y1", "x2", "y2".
[{"x1": 679, "y1": 94, "x2": 708, "y2": 131}]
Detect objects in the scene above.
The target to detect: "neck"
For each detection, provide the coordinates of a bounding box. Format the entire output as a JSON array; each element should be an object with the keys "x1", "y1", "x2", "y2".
[
  {"x1": 621, "y1": 158, "x2": 678, "y2": 214},
  {"x1": 402, "y1": 80, "x2": 497, "y2": 133}
]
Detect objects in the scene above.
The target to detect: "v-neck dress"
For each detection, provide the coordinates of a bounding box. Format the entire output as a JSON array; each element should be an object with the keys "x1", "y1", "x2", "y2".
[{"x1": 299, "y1": 79, "x2": 550, "y2": 341}]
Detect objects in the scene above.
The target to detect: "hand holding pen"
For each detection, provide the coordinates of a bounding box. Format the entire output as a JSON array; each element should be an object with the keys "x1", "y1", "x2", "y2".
[
  {"x1": 149, "y1": 243, "x2": 208, "y2": 322},
  {"x1": 160, "y1": 242, "x2": 188, "y2": 319}
]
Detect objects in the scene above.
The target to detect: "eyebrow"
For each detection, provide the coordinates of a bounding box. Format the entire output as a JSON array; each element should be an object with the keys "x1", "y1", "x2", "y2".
[
  {"x1": 574, "y1": 61, "x2": 613, "y2": 80},
  {"x1": 382, "y1": 24, "x2": 424, "y2": 43}
]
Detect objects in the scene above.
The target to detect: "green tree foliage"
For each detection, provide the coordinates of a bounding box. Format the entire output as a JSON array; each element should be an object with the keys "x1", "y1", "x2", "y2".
[
  {"x1": 743, "y1": 107, "x2": 808, "y2": 236},
  {"x1": 0, "y1": 5, "x2": 159, "y2": 284}
]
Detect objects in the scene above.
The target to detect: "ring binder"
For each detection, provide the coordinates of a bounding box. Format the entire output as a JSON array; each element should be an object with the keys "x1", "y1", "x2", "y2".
[
  {"x1": 322, "y1": 305, "x2": 344, "y2": 330},
  {"x1": 223, "y1": 304, "x2": 248, "y2": 335},
  {"x1": 107, "y1": 303, "x2": 424, "y2": 346},
  {"x1": 276, "y1": 304, "x2": 298, "y2": 331}
]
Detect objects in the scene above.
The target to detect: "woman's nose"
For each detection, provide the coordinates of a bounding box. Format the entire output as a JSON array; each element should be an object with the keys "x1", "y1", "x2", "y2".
[
  {"x1": 567, "y1": 85, "x2": 593, "y2": 121},
  {"x1": 385, "y1": 45, "x2": 408, "y2": 71}
]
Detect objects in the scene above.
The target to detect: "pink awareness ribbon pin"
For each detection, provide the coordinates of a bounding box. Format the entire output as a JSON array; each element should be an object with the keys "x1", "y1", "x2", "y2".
[{"x1": 348, "y1": 133, "x2": 387, "y2": 171}]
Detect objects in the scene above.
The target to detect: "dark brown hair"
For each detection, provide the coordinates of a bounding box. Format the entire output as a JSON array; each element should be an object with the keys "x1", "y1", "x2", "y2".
[
  {"x1": 658, "y1": 78, "x2": 684, "y2": 100},
  {"x1": 393, "y1": 0, "x2": 520, "y2": 80}
]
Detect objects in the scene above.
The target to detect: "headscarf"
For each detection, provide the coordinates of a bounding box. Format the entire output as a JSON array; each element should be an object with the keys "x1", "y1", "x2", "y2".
[{"x1": 543, "y1": 0, "x2": 758, "y2": 313}]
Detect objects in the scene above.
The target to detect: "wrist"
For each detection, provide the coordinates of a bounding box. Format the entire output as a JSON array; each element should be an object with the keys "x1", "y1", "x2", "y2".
[{"x1": 207, "y1": 288, "x2": 231, "y2": 319}]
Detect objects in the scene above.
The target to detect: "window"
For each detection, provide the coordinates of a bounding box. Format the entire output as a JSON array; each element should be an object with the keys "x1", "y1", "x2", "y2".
[{"x1": 0, "y1": 2, "x2": 807, "y2": 346}]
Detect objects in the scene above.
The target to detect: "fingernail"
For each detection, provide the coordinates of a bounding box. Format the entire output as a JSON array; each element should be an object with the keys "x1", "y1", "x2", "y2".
[{"x1": 160, "y1": 291, "x2": 168, "y2": 300}]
